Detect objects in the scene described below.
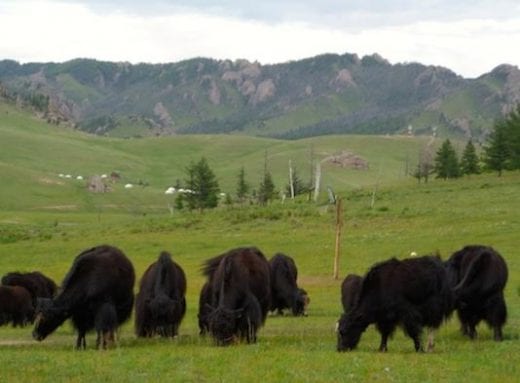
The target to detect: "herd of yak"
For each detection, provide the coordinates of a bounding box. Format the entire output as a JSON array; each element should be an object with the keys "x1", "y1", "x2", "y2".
[{"x1": 0, "y1": 243, "x2": 508, "y2": 352}]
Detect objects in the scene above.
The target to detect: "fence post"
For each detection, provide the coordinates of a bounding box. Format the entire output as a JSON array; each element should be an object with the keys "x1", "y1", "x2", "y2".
[{"x1": 333, "y1": 198, "x2": 343, "y2": 280}]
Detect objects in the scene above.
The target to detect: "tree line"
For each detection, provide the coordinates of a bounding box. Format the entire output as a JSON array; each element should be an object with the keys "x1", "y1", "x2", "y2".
[
  {"x1": 174, "y1": 104, "x2": 520, "y2": 211},
  {"x1": 415, "y1": 104, "x2": 520, "y2": 181},
  {"x1": 171, "y1": 154, "x2": 316, "y2": 212}
]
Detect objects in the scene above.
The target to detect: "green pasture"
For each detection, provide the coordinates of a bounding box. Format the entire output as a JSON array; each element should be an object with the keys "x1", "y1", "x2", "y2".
[
  {"x1": 0, "y1": 172, "x2": 519, "y2": 382},
  {"x1": 0, "y1": 102, "x2": 519, "y2": 381}
]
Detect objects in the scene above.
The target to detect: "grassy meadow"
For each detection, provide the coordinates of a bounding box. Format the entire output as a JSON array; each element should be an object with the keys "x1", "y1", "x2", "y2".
[{"x1": 0, "y1": 102, "x2": 519, "y2": 382}]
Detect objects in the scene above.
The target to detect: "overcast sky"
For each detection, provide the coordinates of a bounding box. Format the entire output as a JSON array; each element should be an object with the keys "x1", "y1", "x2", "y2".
[{"x1": 1, "y1": 0, "x2": 519, "y2": 78}]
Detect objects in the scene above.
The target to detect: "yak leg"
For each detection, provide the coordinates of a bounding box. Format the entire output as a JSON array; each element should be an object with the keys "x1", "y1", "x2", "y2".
[
  {"x1": 376, "y1": 322, "x2": 396, "y2": 352},
  {"x1": 485, "y1": 294, "x2": 507, "y2": 342},
  {"x1": 426, "y1": 329, "x2": 435, "y2": 352},
  {"x1": 402, "y1": 312, "x2": 424, "y2": 352},
  {"x1": 458, "y1": 309, "x2": 479, "y2": 339},
  {"x1": 103, "y1": 330, "x2": 115, "y2": 349},
  {"x1": 76, "y1": 331, "x2": 86, "y2": 350},
  {"x1": 97, "y1": 330, "x2": 115, "y2": 349}
]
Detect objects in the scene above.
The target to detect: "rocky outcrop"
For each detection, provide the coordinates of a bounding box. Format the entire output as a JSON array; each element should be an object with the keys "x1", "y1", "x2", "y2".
[{"x1": 251, "y1": 79, "x2": 276, "y2": 105}]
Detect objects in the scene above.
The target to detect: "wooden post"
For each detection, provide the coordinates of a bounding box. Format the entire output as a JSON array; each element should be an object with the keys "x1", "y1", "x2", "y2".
[
  {"x1": 289, "y1": 160, "x2": 294, "y2": 199},
  {"x1": 313, "y1": 162, "x2": 321, "y2": 202},
  {"x1": 333, "y1": 197, "x2": 343, "y2": 280}
]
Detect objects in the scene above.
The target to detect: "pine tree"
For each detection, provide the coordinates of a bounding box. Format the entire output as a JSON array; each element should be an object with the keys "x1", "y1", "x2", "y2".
[
  {"x1": 184, "y1": 157, "x2": 220, "y2": 211},
  {"x1": 285, "y1": 166, "x2": 308, "y2": 197},
  {"x1": 434, "y1": 139, "x2": 460, "y2": 179},
  {"x1": 258, "y1": 170, "x2": 276, "y2": 205},
  {"x1": 236, "y1": 166, "x2": 249, "y2": 203},
  {"x1": 484, "y1": 104, "x2": 520, "y2": 174},
  {"x1": 460, "y1": 140, "x2": 480, "y2": 175},
  {"x1": 484, "y1": 120, "x2": 509, "y2": 176},
  {"x1": 504, "y1": 105, "x2": 520, "y2": 169}
]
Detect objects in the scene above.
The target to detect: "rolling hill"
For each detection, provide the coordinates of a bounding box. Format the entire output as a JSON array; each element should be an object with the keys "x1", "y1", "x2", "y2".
[
  {"x1": 1, "y1": 53, "x2": 519, "y2": 140},
  {"x1": 0, "y1": 100, "x2": 435, "y2": 212}
]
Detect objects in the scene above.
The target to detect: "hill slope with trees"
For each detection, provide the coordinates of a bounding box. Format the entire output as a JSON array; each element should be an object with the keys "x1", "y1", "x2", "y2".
[{"x1": 1, "y1": 53, "x2": 519, "y2": 140}]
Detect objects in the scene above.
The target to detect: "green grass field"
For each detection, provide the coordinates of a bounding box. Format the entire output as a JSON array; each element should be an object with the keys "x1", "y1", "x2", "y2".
[{"x1": 0, "y1": 102, "x2": 519, "y2": 382}]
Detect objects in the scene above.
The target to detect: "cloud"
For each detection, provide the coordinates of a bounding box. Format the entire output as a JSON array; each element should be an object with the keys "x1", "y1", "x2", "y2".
[{"x1": 1, "y1": 0, "x2": 519, "y2": 78}]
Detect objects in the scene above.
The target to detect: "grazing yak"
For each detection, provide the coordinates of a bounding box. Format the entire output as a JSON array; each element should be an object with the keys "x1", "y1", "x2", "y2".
[
  {"x1": 32, "y1": 245, "x2": 135, "y2": 349},
  {"x1": 269, "y1": 253, "x2": 309, "y2": 316},
  {"x1": 340, "y1": 274, "x2": 363, "y2": 314},
  {"x1": 202, "y1": 247, "x2": 271, "y2": 345},
  {"x1": 445, "y1": 245, "x2": 508, "y2": 341},
  {"x1": 0, "y1": 285, "x2": 34, "y2": 327},
  {"x1": 337, "y1": 255, "x2": 452, "y2": 352},
  {"x1": 2, "y1": 271, "x2": 57, "y2": 305},
  {"x1": 135, "y1": 251, "x2": 187, "y2": 338}
]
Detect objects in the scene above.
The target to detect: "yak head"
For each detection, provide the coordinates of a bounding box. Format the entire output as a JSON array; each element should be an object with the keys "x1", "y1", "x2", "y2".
[
  {"x1": 292, "y1": 288, "x2": 310, "y2": 316},
  {"x1": 32, "y1": 298, "x2": 68, "y2": 341},
  {"x1": 208, "y1": 305, "x2": 244, "y2": 346},
  {"x1": 336, "y1": 311, "x2": 368, "y2": 352}
]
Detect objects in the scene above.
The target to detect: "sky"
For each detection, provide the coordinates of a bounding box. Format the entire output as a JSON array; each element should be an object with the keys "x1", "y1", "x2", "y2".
[{"x1": 1, "y1": 0, "x2": 519, "y2": 78}]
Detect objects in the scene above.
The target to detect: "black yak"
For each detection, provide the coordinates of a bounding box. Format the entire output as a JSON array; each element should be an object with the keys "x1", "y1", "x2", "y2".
[
  {"x1": 337, "y1": 255, "x2": 452, "y2": 352},
  {"x1": 135, "y1": 251, "x2": 187, "y2": 338},
  {"x1": 269, "y1": 253, "x2": 309, "y2": 316},
  {"x1": 445, "y1": 245, "x2": 508, "y2": 341},
  {"x1": 340, "y1": 274, "x2": 363, "y2": 313},
  {"x1": 202, "y1": 247, "x2": 271, "y2": 345},
  {"x1": 2, "y1": 271, "x2": 57, "y2": 305},
  {"x1": 0, "y1": 285, "x2": 34, "y2": 327},
  {"x1": 32, "y1": 245, "x2": 135, "y2": 349}
]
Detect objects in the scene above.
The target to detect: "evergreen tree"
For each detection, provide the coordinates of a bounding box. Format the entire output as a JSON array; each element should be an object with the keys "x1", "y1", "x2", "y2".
[
  {"x1": 258, "y1": 170, "x2": 276, "y2": 205},
  {"x1": 484, "y1": 120, "x2": 509, "y2": 176},
  {"x1": 184, "y1": 157, "x2": 220, "y2": 211},
  {"x1": 434, "y1": 139, "x2": 460, "y2": 179},
  {"x1": 484, "y1": 104, "x2": 520, "y2": 174},
  {"x1": 460, "y1": 139, "x2": 480, "y2": 175},
  {"x1": 236, "y1": 166, "x2": 249, "y2": 203},
  {"x1": 504, "y1": 105, "x2": 520, "y2": 169},
  {"x1": 285, "y1": 166, "x2": 308, "y2": 197}
]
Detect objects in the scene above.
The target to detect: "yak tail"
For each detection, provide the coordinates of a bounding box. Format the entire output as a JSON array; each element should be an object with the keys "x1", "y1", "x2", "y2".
[
  {"x1": 154, "y1": 251, "x2": 173, "y2": 294},
  {"x1": 201, "y1": 253, "x2": 227, "y2": 277},
  {"x1": 453, "y1": 250, "x2": 491, "y2": 299}
]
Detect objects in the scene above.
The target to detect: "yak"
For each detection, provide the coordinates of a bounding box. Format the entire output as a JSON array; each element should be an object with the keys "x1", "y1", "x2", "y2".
[
  {"x1": 135, "y1": 251, "x2": 187, "y2": 338},
  {"x1": 340, "y1": 274, "x2": 363, "y2": 314},
  {"x1": 202, "y1": 247, "x2": 271, "y2": 346},
  {"x1": 269, "y1": 253, "x2": 309, "y2": 316},
  {"x1": 337, "y1": 255, "x2": 452, "y2": 352},
  {"x1": 445, "y1": 245, "x2": 508, "y2": 341},
  {"x1": 0, "y1": 285, "x2": 34, "y2": 327},
  {"x1": 32, "y1": 245, "x2": 135, "y2": 349},
  {"x1": 2, "y1": 271, "x2": 57, "y2": 306}
]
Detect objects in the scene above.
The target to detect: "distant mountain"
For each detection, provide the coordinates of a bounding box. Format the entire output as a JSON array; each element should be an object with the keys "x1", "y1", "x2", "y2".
[{"x1": 1, "y1": 53, "x2": 519, "y2": 140}]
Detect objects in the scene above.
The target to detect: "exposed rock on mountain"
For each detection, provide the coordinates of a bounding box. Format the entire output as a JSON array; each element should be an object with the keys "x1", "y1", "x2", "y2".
[{"x1": 1, "y1": 53, "x2": 519, "y2": 140}]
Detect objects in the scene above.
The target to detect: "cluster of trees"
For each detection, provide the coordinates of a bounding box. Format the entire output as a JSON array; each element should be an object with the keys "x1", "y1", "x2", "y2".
[
  {"x1": 414, "y1": 139, "x2": 480, "y2": 182},
  {"x1": 415, "y1": 104, "x2": 520, "y2": 181},
  {"x1": 173, "y1": 155, "x2": 315, "y2": 212},
  {"x1": 484, "y1": 105, "x2": 520, "y2": 175},
  {"x1": 174, "y1": 105, "x2": 520, "y2": 210}
]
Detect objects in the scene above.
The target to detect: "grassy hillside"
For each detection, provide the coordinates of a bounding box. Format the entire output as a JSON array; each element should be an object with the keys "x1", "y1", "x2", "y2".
[{"x1": 0, "y1": 101, "x2": 432, "y2": 212}]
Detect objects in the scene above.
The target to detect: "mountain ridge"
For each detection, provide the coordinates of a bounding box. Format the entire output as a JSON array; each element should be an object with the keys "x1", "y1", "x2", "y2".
[{"x1": 1, "y1": 52, "x2": 519, "y2": 140}]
